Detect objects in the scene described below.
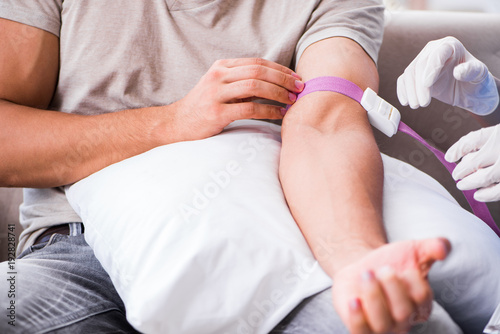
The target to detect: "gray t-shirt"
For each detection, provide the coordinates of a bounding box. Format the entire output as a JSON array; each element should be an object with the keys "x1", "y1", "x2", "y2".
[{"x1": 0, "y1": 0, "x2": 384, "y2": 253}]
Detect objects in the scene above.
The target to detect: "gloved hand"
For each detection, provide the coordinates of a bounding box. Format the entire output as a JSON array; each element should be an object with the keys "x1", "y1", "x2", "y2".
[
  {"x1": 445, "y1": 124, "x2": 500, "y2": 202},
  {"x1": 397, "y1": 36, "x2": 499, "y2": 115}
]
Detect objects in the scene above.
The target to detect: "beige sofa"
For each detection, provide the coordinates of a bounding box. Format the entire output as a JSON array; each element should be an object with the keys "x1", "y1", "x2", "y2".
[{"x1": 0, "y1": 10, "x2": 499, "y2": 264}]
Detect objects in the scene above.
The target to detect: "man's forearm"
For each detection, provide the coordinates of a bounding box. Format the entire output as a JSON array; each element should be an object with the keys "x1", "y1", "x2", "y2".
[
  {"x1": 279, "y1": 38, "x2": 386, "y2": 277},
  {"x1": 280, "y1": 96, "x2": 386, "y2": 277},
  {"x1": 0, "y1": 100, "x2": 179, "y2": 188}
]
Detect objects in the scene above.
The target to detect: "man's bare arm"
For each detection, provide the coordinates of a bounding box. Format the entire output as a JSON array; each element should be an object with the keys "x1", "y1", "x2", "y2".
[
  {"x1": 0, "y1": 19, "x2": 301, "y2": 188},
  {"x1": 279, "y1": 37, "x2": 448, "y2": 333},
  {"x1": 0, "y1": 18, "x2": 180, "y2": 188},
  {"x1": 280, "y1": 37, "x2": 385, "y2": 274}
]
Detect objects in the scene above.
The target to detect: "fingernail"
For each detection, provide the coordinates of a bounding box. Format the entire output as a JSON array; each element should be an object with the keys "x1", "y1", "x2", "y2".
[
  {"x1": 292, "y1": 72, "x2": 301, "y2": 80},
  {"x1": 280, "y1": 107, "x2": 287, "y2": 117},
  {"x1": 295, "y1": 80, "x2": 305, "y2": 92},
  {"x1": 362, "y1": 270, "x2": 374, "y2": 282},
  {"x1": 438, "y1": 238, "x2": 451, "y2": 255},
  {"x1": 289, "y1": 92, "x2": 297, "y2": 103},
  {"x1": 349, "y1": 298, "x2": 361, "y2": 312}
]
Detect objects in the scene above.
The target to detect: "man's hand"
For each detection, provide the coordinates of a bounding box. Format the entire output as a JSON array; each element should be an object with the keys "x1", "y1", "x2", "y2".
[
  {"x1": 333, "y1": 238, "x2": 450, "y2": 334},
  {"x1": 397, "y1": 36, "x2": 499, "y2": 115},
  {"x1": 173, "y1": 58, "x2": 303, "y2": 141},
  {"x1": 446, "y1": 124, "x2": 500, "y2": 202}
]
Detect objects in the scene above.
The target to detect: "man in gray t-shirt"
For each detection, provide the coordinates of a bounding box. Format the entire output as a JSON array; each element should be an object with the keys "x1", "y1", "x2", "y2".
[{"x1": 0, "y1": 1, "x2": 469, "y2": 333}]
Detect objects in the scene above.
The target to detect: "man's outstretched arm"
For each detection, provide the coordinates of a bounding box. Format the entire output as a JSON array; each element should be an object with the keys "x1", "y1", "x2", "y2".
[
  {"x1": 281, "y1": 37, "x2": 385, "y2": 273},
  {"x1": 279, "y1": 37, "x2": 449, "y2": 333}
]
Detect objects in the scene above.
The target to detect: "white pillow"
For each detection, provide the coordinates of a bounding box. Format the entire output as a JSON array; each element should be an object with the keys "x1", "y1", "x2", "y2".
[
  {"x1": 66, "y1": 119, "x2": 500, "y2": 334},
  {"x1": 66, "y1": 120, "x2": 332, "y2": 334}
]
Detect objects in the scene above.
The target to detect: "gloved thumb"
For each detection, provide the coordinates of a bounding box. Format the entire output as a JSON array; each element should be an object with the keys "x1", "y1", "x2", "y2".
[{"x1": 453, "y1": 60, "x2": 488, "y2": 84}]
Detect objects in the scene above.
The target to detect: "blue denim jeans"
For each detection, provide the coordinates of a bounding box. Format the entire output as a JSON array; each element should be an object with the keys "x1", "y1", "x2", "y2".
[
  {"x1": 1, "y1": 223, "x2": 140, "y2": 334},
  {"x1": 0, "y1": 223, "x2": 460, "y2": 333}
]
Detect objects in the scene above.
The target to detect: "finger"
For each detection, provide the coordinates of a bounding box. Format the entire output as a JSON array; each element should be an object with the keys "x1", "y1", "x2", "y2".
[
  {"x1": 223, "y1": 102, "x2": 284, "y2": 122},
  {"x1": 360, "y1": 270, "x2": 395, "y2": 333},
  {"x1": 452, "y1": 147, "x2": 495, "y2": 181},
  {"x1": 400, "y1": 269, "x2": 433, "y2": 324},
  {"x1": 413, "y1": 238, "x2": 450, "y2": 275},
  {"x1": 403, "y1": 67, "x2": 421, "y2": 109},
  {"x1": 453, "y1": 60, "x2": 487, "y2": 83},
  {"x1": 413, "y1": 54, "x2": 432, "y2": 107},
  {"x1": 376, "y1": 266, "x2": 414, "y2": 332},
  {"x1": 223, "y1": 65, "x2": 304, "y2": 93},
  {"x1": 219, "y1": 58, "x2": 300, "y2": 79},
  {"x1": 347, "y1": 298, "x2": 372, "y2": 334},
  {"x1": 445, "y1": 127, "x2": 493, "y2": 163},
  {"x1": 422, "y1": 40, "x2": 455, "y2": 88},
  {"x1": 221, "y1": 79, "x2": 296, "y2": 105},
  {"x1": 451, "y1": 151, "x2": 478, "y2": 180},
  {"x1": 475, "y1": 183, "x2": 500, "y2": 202},
  {"x1": 397, "y1": 75, "x2": 409, "y2": 106},
  {"x1": 457, "y1": 165, "x2": 499, "y2": 191}
]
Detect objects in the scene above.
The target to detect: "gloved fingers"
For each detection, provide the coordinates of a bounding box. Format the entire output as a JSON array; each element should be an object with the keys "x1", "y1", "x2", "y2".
[
  {"x1": 397, "y1": 75, "x2": 409, "y2": 106},
  {"x1": 453, "y1": 60, "x2": 488, "y2": 84},
  {"x1": 474, "y1": 183, "x2": 500, "y2": 202},
  {"x1": 452, "y1": 151, "x2": 480, "y2": 181},
  {"x1": 445, "y1": 127, "x2": 493, "y2": 163},
  {"x1": 452, "y1": 146, "x2": 498, "y2": 181},
  {"x1": 479, "y1": 72, "x2": 500, "y2": 114},
  {"x1": 460, "y1": 72, "x2": 500, "y2": 116},
  {"x1": 457, "y1": 165, "x2": 500, "y2": 191},
  {"x1": 403, "y1": 66, "x2": 423, "y2": 109},
  {"x1": 414, "y1": 53, "x2": 432, "y2": 107},
  {"x1": 422, "y1": 39, "x2": 456, "y2": 88}
]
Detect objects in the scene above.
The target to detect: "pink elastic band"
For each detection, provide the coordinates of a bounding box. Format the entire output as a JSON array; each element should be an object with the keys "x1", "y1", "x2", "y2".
[
  {"x1": 288, "y1": 76, "x2": 499, "y2": 237},
  {"x1": 296, "y1": 76, "x2": 364, "y2": 102}
]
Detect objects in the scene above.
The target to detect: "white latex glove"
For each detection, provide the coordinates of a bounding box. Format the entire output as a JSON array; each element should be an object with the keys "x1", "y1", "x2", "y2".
[
  {"x1": 445, "y1": 124, "x2": 500, "y2": 202},
  {"x1": 397, "y1": 36, "x2": 499, "y2": 115}
]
